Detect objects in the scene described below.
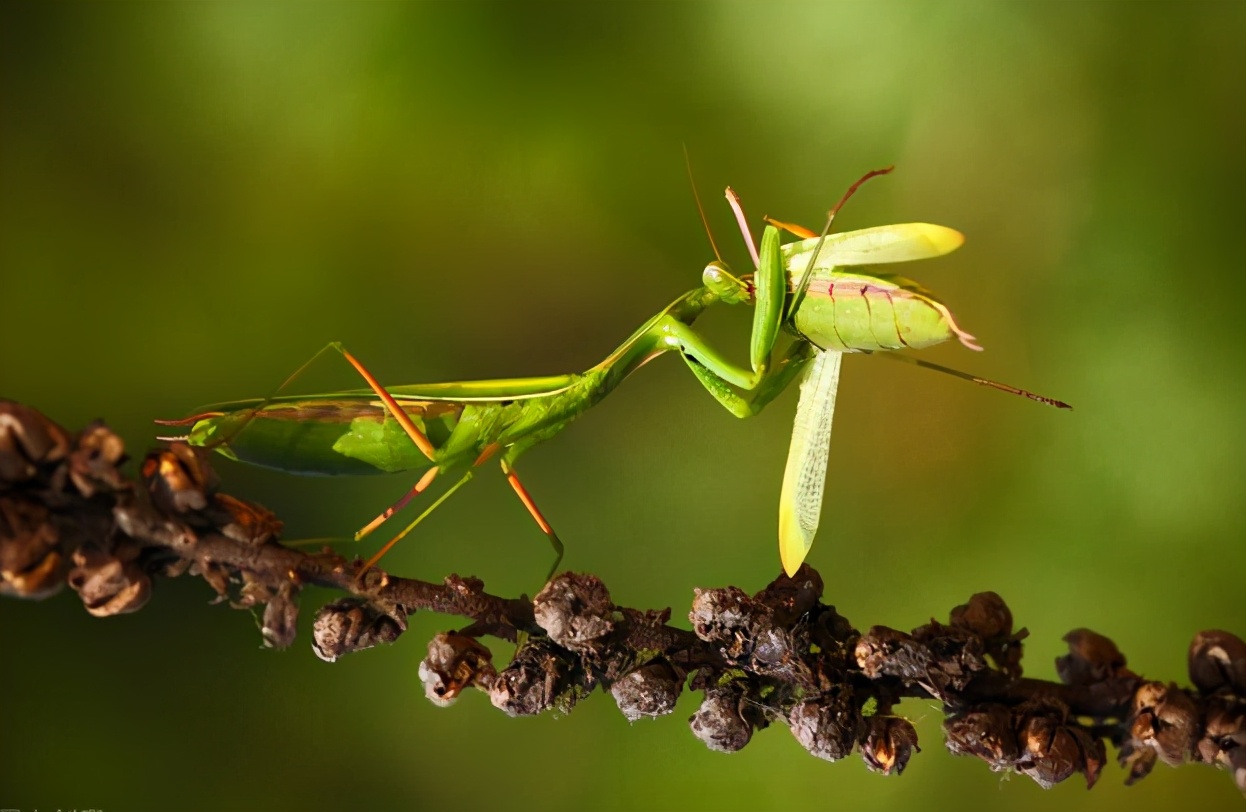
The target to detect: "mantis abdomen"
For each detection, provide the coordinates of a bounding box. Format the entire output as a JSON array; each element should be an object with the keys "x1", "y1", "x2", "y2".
[
  {"x1": 789, "y1": 272, "x2": 982, "y2": 353},
  {"x1": 184, "y1": 399, "x2": 463, "y2": 475},
  {"x1": 179, "y1": 368, "x2": 613, "y2": 477}
]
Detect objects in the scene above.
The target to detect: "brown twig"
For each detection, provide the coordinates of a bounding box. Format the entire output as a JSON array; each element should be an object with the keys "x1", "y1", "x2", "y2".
[{"x1": 1, "y1": 399, "x2": 1242, "y2": 793}]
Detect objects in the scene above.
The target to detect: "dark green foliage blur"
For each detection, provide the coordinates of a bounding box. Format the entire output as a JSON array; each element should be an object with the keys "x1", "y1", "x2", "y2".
[{"x1": 2, "y1": 2, "x2": 1243, "y2": 810}]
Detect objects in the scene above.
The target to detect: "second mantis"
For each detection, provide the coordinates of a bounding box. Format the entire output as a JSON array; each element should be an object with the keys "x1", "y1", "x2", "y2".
[{"x1": 160, "y1": 168, "x2": 1069, "y2": 579}]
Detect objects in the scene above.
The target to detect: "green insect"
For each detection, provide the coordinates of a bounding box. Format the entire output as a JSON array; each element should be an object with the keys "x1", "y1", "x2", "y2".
[{"x1": 159, "y1": 168, "x2": 1069, "y2": 580}]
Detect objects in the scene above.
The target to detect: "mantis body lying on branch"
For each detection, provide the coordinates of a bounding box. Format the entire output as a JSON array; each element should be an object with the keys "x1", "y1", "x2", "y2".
[{"x1": 159, "y1": 168, "x2": 1069, "y2": 580}]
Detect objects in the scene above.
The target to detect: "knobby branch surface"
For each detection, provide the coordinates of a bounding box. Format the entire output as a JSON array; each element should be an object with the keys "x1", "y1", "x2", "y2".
[{"x1": 1, "y1": 399, "x2": 1243, "y2": 794}]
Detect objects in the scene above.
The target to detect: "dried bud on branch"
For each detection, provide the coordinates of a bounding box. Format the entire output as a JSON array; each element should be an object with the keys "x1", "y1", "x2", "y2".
[
  {"x1": 1189, "y1": 630, "x2": 1246, "y2": 696},
  {"x1": 689, "y1": 686, "x2": 757, "y2": 753},
  {"x1": 420, "y1": 632, "x2": 496, "y2": 706},
  {"x1": 313, "y1": 598, "x2": 406, "y2": 662},
  {"x1": 610, "y1": 659, "x2": 684, "y2": 722},
  {"x1": 789, "y1": 691, "x2": 861, "y2": 762},
  {"x1": 67, "y1": 542, "x2": 152, "y2": 617},
  {"x1": 860, "y1": 716, "x2": 920, "y2": 776}
]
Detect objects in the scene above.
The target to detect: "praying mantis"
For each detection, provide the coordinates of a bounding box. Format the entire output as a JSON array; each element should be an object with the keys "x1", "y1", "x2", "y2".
[{"x1": 159, "y1": 168, "x2": 1069, "y2": 580}]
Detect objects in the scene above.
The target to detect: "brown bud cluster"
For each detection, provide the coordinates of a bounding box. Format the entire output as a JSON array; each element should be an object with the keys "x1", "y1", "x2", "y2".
[
  {"x1": 142, "y1": 442, "x2": 217, "y2": 515},
  {"x1": 945, "y1": 700, "x2": 1105, "y2": 789},
  {"x1": 688, "y1": 685, "x2": 758, "y2": 753},
  {"x1": 1057, "y1": 628, "x2": 1130, "y2": 685},
  {"x1": 419, "y1": 632, "x2": 497, "y2": 706},
  {"x1": 949, "y1": 591, "x2": 1024, "y2": 679},
  {"x1": 1016, "y1": 700, "x2": 1106, "y2": 789},
  {"x1": 1197, "y1": 697, "x2": 1246, "y2": 793},
  {"x1": 312, "y1": 598, "x2": 406, "y2": 662},
  {"x1": 141, "y1": 446, "x2": 282, "y2": 549},
  {"x1": 690, "y1": 585, "x2": 769, "y2": 660},
  {"x1": 1, "y1": 404, "x2": 132, "y2": 603},
  {"x1": 855, "y1": 623, "x2": 982, "y2": 701},
  {"x1": 1189, "y1": 630, "x2": 1246, "y2": 696},
  {"x1": 3, "y1": 400, "x2": 1242, "y2": 795},
  {"x1": 1112, "y1": 630, "x2": 1246, "y2": 793},
  {"x1": 860, "y1": 715, "x2": 920, "y2": 776},
  {"x1": 789, "y1": 689, "x2": 861, "y2": 762},
  {"x1": 948, "y1": 702, "x2": 1016, "y2": 766},
  {"x1": 257, "y1": 581, "x2": 301, "y2": 650},
  {"x1": 489, "y1": 636, "x2": 579, "y2": 717},
  {"x1": 690, "y1": 567, "x2": 849, "y2": 692},
  {"x1": 1188, "y1": 631, "x2": 1246, "y2": 793},
  {"x1": 413, "y1": 573, "x2": 689, "y2": 726},
  {"x1": 0, "y1": 496, "x2": 65, "y2": 600},
  {"x1": 0, "y1": 401, "x2": 72, "y2": 483},
  {"x1": 67, "y1": 543, "x2": 152, "y2": 617},
  {"x1": 852, "y1": 592, "x2": 1022, "y2": 704},
  {"x1": 1127, "y1": 682, "x2": 1199, "y2": 768},
  {"x1": 532, "y1": 572, "x2": 615, "y2": 652},
  {"x1": 68, "y1": 421, "x2": 128, "y2": 497},
  {"x1": 610, "y1": 659, "x2": 684, "y2": 722}
]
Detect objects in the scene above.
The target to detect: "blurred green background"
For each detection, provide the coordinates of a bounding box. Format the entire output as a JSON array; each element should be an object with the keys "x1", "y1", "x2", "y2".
[{"x1": 3, "y1": 2, "x2": 1243, "y2": 810}]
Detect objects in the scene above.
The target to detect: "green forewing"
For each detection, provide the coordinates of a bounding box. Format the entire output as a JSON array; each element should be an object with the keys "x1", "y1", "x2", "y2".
[
  {"x1": 778, "y1": 350, "x2": 842, "y2": 576},
  {"x1": 382, "y1": 375, "x2": 581, "y2": 401},
  {"x1": 781, "y1": 223, "x2": 964, "y2": 273}
]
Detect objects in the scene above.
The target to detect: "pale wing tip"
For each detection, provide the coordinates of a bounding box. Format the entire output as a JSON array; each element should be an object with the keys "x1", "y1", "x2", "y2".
[
  {"x1": 778, "y1": 511, "x2": 813, "y2": 578},
  {"x1": 910, "y1": 223, "x2": 965, "y2": 256}
]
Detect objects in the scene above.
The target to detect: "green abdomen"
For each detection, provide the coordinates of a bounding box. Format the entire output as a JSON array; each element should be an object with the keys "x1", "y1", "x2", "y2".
[
  {"x1": 181, "y1": 370, "x2": 607, "y2": 477},
  {"x1": 790, "y1": 272, "x2": 979, "y2": 352},
  {"x1": 186, "y1": 399, "x2": 460, "y2": 476}
]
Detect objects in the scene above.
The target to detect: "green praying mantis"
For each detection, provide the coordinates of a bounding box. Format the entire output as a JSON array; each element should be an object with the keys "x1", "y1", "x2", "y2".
[{"x1": 159, "y1": 167, "x2": 1069, "y2": 580}]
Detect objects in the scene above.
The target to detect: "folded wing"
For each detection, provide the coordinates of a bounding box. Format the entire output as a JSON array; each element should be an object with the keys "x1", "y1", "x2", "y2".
[{"x1": 778, "y1": 350, "x2": 842, "y2": 576}]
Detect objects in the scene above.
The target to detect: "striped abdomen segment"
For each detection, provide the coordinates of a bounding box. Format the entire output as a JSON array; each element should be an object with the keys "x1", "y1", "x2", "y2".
[{"x1": 790, "y1": 273, "x2": 981, "y2": 353}]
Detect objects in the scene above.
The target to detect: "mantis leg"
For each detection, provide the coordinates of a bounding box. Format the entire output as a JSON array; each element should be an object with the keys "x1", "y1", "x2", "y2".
[
  {"x1": 683, "y1": 340, "x2": 815, "y2": 418},
  {"x1": 325, "y1": 343, "x2": 458, "y2": 548},
  {"x1": 360, "y1": 469, "x2": 475, "y2": 573},
  {"x1": 333, "y1": 343, "x2": 437, "y2": 461},
  {"x1": 653, "y1": 224, "x2": 790, "y2": 392},
  {"x1": 749, "y1": 225, "x2": 786, "y2": 375},
  {"x1": 764, "y1": 217, "x2": 818, "y2": 239},
  {"x1": 355, "y1": 466, "x2": 440, "y2": 540},
  {"x1": 500, "y1": 451, "x2": 565, "y2": 583},
  {"x1": 652, "y1": 317, "x2": 759, "y2": 389}
]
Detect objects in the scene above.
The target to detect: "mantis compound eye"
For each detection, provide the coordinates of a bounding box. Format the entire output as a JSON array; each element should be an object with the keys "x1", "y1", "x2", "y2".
[{"x1": 703, "y1": 262, "x2": 751, "y2": 304}]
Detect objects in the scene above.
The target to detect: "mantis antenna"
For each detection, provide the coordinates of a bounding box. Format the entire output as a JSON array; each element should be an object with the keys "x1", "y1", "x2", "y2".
[{"x1": 683, "y1": 144, "x2": 723, "y2": 265}]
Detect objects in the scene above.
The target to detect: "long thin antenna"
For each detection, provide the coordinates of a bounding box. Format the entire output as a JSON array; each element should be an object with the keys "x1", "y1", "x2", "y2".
[
  {"x1": 683, "y1": 144, "x2": 722, "y2": 264},
  {"x1": 786, "y1": 166, "x2": 895, "y2": 321},
  {"x1": 873, "y1": 352, "x2": 1072, "y2": 409}
]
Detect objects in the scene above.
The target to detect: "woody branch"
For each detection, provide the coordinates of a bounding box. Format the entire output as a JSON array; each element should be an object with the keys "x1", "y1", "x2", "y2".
[{"x1": 1, "y1": 400, "x2": 1242, "y2": 794}]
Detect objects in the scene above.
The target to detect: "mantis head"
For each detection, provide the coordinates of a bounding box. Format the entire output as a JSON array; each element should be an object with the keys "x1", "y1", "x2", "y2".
[{"x1": 702, "y1": 262, "x2": 752, "y2": 306}]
